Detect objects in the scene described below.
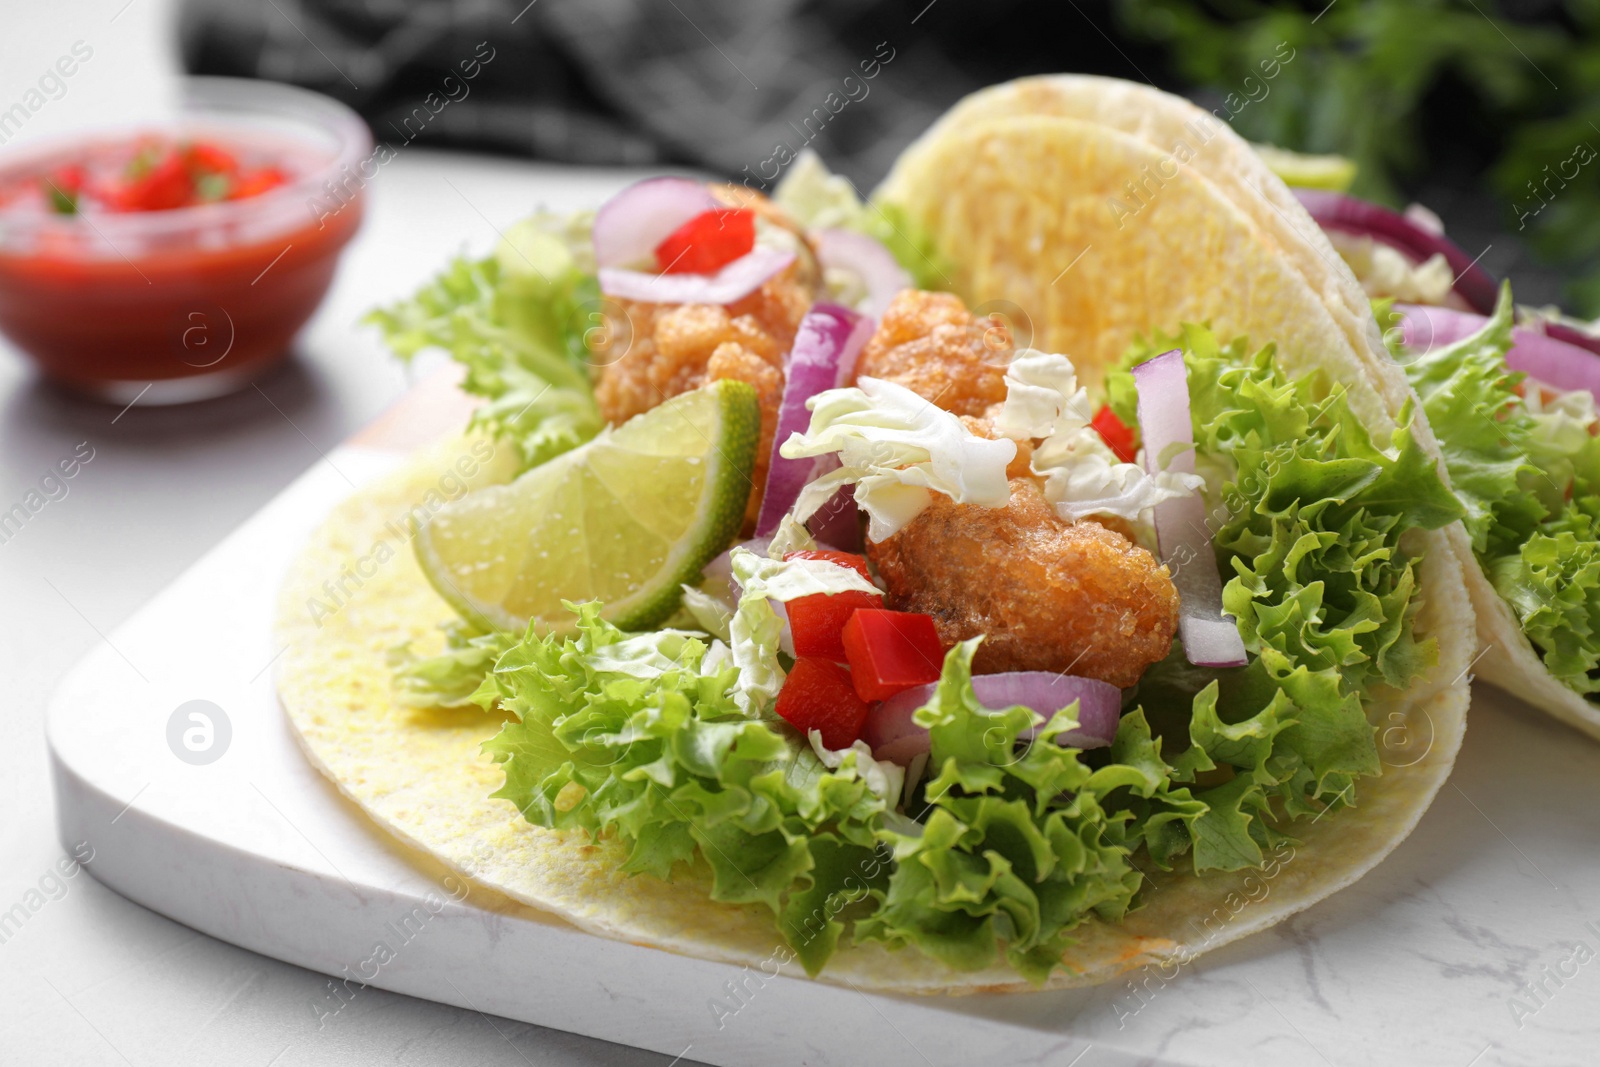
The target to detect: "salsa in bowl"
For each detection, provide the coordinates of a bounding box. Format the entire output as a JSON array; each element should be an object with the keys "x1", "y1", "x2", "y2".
[{"x1": 0, "y1": 77, "x2": 372, "y2": 403}]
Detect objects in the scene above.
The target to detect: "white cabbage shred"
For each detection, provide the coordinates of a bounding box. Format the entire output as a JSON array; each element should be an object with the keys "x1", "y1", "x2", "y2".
[
  {"x1": 779, "y1": 377, "x2": 1015, "y2": 541},
  {"x1": 998, "y1": 350, "x2": 1203, "y2": 521}
]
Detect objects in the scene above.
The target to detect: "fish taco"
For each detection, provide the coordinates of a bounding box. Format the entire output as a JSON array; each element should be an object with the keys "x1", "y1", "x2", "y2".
[{"x1": 277, "y1": 77, "x2": 1474, "y2": 994}]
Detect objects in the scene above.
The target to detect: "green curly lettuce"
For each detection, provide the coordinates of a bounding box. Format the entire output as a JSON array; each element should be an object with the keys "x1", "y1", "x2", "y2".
[
  {"x1": 1108, "y1": 324, "x2": 1462, "y2": 827},
  {"x1": 390, "y1": 621, "x2": 518, "y2": 709},
  {"x1": 1396, "y1": 284, "x2": 1600, "y2": 695},
  {"x1": 367, "y1": 213, "x2": 603, "y2": 470},
  {"x1": 853, "y1": 639, "x2": 1171, "y2": 984},
  {"x1": 476, "y1": 603, "x2": 896, "y2": 977}
]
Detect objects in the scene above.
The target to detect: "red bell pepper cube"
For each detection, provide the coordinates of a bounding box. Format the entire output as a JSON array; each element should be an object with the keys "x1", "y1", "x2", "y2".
[
  {"x1": 782, "y1": 549, "x2": 870, "y2": 581},
  {"x1": 787, "y1": 589, "x2": 882, "y2": 661},
  {"x1": 840, "y1": 609, "x2": 945, "y2": 702},
  {"x1": 655, "y1": 208, "x2": 755, "y2": 274},
  {"x1": 782, "y1": 550, "x2": 880, "y2": 661},
  {"x1": 1091, "y1": 404, "x2": 1138, "y2": 464},
  {"x1": 775, "y1": 657, "x2": 870, "y2": 749}
]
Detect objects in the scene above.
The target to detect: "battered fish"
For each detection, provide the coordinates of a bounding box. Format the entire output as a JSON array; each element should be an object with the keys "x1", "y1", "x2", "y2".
[
  {"x1": 592, "y1": 267, "x2": 811, "y2": 528},
  {"x1": 858, "y1": 289, "x2": 1178, "y2": 686},
  {"x1": 867, "y1": 479, "x2": 1179, "y2": 687},
  {"x1": 853, "y1": 290, "x2": 1010, "y2": 417}
]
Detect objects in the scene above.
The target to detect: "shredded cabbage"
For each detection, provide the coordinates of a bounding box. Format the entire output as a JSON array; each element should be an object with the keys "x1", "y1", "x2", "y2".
[
  {"x1": 779, "y1": 377, "x2": 1014, "y2": 541},
  {"x1": 998, "y1": 349, "x2": 1203, "y2": 522}
]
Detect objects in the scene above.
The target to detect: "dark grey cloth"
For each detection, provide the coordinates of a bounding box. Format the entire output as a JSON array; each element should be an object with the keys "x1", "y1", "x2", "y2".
[{"x1": 178, "y1": 0, "x2": 1156, "y2": 186}]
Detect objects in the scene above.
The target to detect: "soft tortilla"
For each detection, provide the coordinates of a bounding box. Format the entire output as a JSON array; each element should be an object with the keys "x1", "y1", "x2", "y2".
[
  {"x1": 278, "y1": 84, "x2": 1476, "y2": 994},
  {"x1": 904, "y1": 76, "x2": 1595, "y2": 740}
]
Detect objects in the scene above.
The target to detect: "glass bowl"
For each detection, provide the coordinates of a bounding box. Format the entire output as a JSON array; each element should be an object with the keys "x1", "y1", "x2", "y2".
[{"x1": 0, "y1": 76, "x2": 373, "y2": 404}]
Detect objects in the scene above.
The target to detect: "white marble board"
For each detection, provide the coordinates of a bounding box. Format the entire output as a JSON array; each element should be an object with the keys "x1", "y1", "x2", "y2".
[{"x1": 45, "y1": 412, "x2": 1600, "y2": 1067}]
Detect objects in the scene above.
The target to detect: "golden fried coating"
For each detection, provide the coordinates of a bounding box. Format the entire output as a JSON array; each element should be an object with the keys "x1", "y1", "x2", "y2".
[
  {"x1": 590, "y1": 266, "x2": 811, "y2": 530},
  {"x1": 853, "y1": 290, "x2": 1010, "y2": 417},
  {"x1": 867, "y1": 479, "x2": 1179, "y2": 688}
]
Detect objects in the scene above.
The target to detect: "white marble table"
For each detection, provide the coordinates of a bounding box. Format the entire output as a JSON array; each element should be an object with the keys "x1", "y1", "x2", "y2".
[{"x1": 6, "y1": 4, "x2": 1600, "y2": 1065}]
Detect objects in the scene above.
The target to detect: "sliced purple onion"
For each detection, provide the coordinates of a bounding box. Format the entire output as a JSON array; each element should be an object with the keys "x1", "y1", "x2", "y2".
[
  {"x1": 1397, "y1": 304, "x2": 1600, "y2": 400},
  {"x1": 599, "y1": 248, "x2": 795, "y2": 306},
  {"x1": 814, "y1": 228, "x2": 911, "y2": 320},
  {"x1": 805, "y1": 483, "x2": 862, "y2": 553},
  {"x1": 754, "y1": 303, "x2": 871, "y2": 537},
  {"x1": 1134, "y1": 349, "x2": 1248, "y2": 669},
  {"x1": 861, "y1": 672, "x2": 1122, "y2": 765},
  {"x1": 1546, "y1": 321, "x2": 1600, "y2": 361},
  {"x1": 1295, "y1": 189, "x2": 1497, "y2": 314},
  {"x1": 592, "y1": 177, "x2": 720, "y2": 269}
]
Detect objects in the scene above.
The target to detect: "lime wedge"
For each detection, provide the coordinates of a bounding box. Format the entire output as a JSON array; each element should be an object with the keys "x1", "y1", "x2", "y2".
[
  {"x1": 416, "y1": 380, "x2": 759, "y2": 634},
  {"x1": 1252, "y1": 144, "x2": 1357, "y2": 192}
]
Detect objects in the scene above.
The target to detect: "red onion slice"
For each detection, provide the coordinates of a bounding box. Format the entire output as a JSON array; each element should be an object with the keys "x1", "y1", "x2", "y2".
[
  {"x1": 599, "y1": 248, "x2": 795, "y2": 306},
  {"x1": 1397, "y1": 304, "x2": 1600, "y2": 400},
  {"x1": 1134, "y1": 350, "x2": 1248, "y2": 668},
  {"x1": 592, "y1": 177, "x2": 720, "y2": 269},
  {"x1": 804, "y1": 484, "x2": 863, "y2": 553},
  {"x1": 1295, "y1": 189, "x2": 1497, "y2": 314},
  {"x1": 814, "y1": 228, "x2": 911, "y2": 320},
  {"x1": 861, "y1": 671, "x2": 1122, "y2": 765},
  {"x1": 754, "y1": 303, "x2": 872, "y2": 536}
]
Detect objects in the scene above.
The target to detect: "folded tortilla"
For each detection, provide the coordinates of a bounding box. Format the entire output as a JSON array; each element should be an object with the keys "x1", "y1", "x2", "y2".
[
  {"x1": 278, "y1": 78, "x2": 1476, "y2": 994},
  {"x1": 896, "y1": 76, "x2": 1595, "y2": 741}
]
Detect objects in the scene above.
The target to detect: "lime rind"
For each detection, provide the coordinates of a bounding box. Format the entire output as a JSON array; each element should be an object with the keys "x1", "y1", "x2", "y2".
[{"x1": 415, "y1": 380, "x2": 760, "y2": 635}]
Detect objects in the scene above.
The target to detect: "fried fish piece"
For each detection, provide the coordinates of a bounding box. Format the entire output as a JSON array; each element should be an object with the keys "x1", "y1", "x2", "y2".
[
  {"x1": 853, "y1": 290, "x2": 1010, "y2": 417},
  {"x1": 866, "y1": 478, "x2": 1179, "y2": 688},
  {"x1": 592, "y1": 270, "x2": 804, "y2": 425},
  {"x1": 591, "y1": 267, "x2": 811, "y2": 528}
]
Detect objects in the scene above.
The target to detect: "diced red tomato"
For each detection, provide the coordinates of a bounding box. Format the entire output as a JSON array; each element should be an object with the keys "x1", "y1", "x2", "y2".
[
  {"x1": 111, "y1": 150, "x2": 193, "y2": 212},
  {"x1": 655, "y1": 208, "x2": 755, "y2": 274},
  {"x1": 775, "y1": 657, "x2": 871, "y2": 749},
  {"x1": 788, "y1": 589, "x2": 882, "y2": 661},
  {"x1": 782, "y1": 549, "x2": 871, "y2": 582},
  {"x1": 183, "y1": 141, "x2": 239, "y2": 177},
  {"x1": 228, "y1": 166, "x2": 288, "y2": 201},
  {"x1": 1091, "y1": 404, "x2": 1138, "y2": 464},
  {"x1": 841, "y1": 609, "x2": 945, "y2": 702}
]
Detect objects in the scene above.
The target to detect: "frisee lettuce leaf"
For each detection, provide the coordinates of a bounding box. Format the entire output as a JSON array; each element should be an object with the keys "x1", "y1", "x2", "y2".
[
  {"x1": 853, "y1": 639, "x2": 1159, "y2": 983},
  {"x1": 1107, "y1": 324, "x2": 1461, "y2": 827},
  {"x1": 367, "y1": 213, "x2": 603, "y2": 471},
  {"x1": 390, "y1": 621, "x2": 518, "y2": 709},
  {"x1": 1394, "y1": 284, "x2": 1600, "y2": 695}
]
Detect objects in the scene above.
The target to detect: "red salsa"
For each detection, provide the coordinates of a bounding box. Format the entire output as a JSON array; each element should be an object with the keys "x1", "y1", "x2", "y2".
[
  {"x1": 0, "y1": 129, "x2": 364, "y2": 400},
  {"x1": 10, "y1": 136, "x2": 291, "y2": 217}
]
